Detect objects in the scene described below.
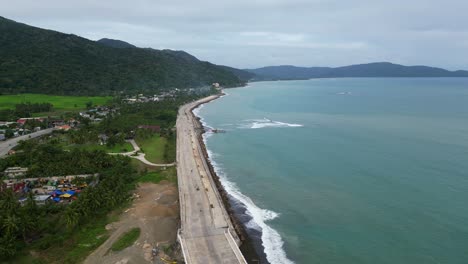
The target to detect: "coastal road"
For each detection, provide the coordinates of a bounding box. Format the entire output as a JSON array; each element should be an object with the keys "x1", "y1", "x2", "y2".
[
  {"x1": 176, "y1": 95, "x2": 247, "y2": 264},
  {"x1": 0, "y1": 128, "x2": 55, "y2": 157}
]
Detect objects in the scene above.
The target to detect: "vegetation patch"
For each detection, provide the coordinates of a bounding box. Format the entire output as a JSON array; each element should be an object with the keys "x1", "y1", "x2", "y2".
[
  {"x1": 42, "y1": 217, "x2": 110, "y2": 263},
  {"x1": 68, "y1": 142, "x2": 134, "y2": 153},
  {"x1": 136, "y1": 134, "x2": 168, "y2": 163},
  {"x1": 110, "y1": 228, "x2": 141, "y2": 252},
  {"x1": 0, "y1": 94, "x2": 112, "y2": 111},
  {"x1": 137, "y1": 168, "x2": 177, "y2": 184}
]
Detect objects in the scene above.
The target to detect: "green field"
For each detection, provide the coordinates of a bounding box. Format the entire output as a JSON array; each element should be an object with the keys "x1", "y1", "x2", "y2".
[
  {"x1": 0, "y1": 94, "x2": 112, "y2": 110},
  {"x1": 135, "y1": 135, "x2": 167, "y2": 163}
]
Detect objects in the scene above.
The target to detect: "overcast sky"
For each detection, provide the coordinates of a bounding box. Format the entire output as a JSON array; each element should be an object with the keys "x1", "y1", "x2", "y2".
[{"x1": 2, "y1": 0, "x2": 468, "y2": 70}]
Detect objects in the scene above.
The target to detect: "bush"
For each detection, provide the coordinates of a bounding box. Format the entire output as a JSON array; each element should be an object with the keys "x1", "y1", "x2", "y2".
[{"x1": 110, "y1": 228, "x2": 141, "y2": 251}]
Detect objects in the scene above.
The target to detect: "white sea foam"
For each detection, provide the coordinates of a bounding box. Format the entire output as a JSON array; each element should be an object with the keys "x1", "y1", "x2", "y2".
[
  {"x1": 207, "y1": 150, "x2": 295, "y2": 264},
  {"x1": 192, "y1": 103, "x2": 204, "y2": 116},
  {"x1": 194, "y1": 99, "x2": 295, "y2": 264},
  {"x1": 241, "y1": 118, "x2": 304, "y2": 129},
  {"x1": 337, "y1": 91, "x2": 352, "y2": 95}
]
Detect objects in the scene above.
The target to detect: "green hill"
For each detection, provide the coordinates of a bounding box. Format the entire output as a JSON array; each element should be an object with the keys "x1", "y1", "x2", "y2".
[{"x1": 0, "y1": 16, "x2": 245, "y2": 95}]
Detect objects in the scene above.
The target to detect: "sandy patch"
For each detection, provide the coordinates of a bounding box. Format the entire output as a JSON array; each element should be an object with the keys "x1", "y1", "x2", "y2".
[{"x1": 84, "y1": 182, "x2": 181, "y2": 264}]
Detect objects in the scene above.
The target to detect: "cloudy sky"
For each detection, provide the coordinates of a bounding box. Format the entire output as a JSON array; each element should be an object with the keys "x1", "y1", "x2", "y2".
[{"x1": 2, "y1": 0, "x2": 468, "y2": 70}]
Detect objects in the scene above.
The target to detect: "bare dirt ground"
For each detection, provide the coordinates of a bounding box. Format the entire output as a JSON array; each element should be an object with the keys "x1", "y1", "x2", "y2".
[{"x1": 84, "y1": 182, "x2": 181, "y2": 264}]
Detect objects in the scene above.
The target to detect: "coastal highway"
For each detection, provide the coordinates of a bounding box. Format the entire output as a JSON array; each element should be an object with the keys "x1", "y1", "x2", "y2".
[
  {"x1": 176, "y1": 95, "x2": 247, "y2": 264},
  {"x1": 0, "y1": 128, "x2": 55, "y2": 157}
]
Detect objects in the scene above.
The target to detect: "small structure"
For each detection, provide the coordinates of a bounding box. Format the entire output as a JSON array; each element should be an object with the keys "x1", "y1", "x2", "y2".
[
  {"x1": 19, "y1": 195, "x2": 51, "y2": 206},
  {"x1": 50, "y1": 120, "x2": 65, "y2": 126},
  {"x1": 0, "y1": 134, "x2": 5, "y2": 141},
  {"x1": 4, "y1": 167, "x2": 28, "y2": 178},
  {"x1": 99, "y1": 134, "x2": 109, "y2": 145},
  {"x1": 34, "y1": 195, "x2": 52, "y2": 205},
  {"x1": 17, "y1": 118, "x2": 44, "y2": 125},
  {"x1": 79, "y1": 112, "x2": 91, "y2": 118},
  {"x1": 56, "y1": 125, "x2": 71, "y2": 131}
]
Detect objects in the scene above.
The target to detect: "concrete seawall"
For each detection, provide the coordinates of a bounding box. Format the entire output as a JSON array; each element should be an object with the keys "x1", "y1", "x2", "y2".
[{"x1": 176, "y1": 94, "x2": 247, "y2": 264}]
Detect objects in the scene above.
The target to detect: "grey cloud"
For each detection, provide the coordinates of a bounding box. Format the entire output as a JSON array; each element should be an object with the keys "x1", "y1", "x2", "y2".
[{"x1": 1, "y1": 0, "x2": 467, "y2": 69}]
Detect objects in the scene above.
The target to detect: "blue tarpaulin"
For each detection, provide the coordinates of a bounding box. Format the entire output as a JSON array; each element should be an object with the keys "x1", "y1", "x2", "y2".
[
  {"x1": 66, "y1": 190, "x2": 75, "y2": 195},
  {"x1": 53, "y1": 197, "x2": 61, "y2": 202}
]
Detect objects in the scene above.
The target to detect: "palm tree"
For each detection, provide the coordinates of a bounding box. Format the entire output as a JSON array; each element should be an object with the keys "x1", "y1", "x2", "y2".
[
  {"x1": 64, "y1": 207, "x2": 79, "y2": 230},
  {"x1": 2, "y1": 215, "x2": 20, "y2": 238},
  {"x1": 0, "y1": 190, "x2": 19, "y2": 215}
]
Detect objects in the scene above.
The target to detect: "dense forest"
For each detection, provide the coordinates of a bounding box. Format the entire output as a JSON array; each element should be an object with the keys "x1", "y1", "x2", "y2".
[{"x1": 0, "y1": 16, "x2": 248, "y2": 95}]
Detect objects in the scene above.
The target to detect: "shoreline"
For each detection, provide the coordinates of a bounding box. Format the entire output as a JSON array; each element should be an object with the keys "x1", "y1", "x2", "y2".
[{"x1": 189, "y1": 92, "x2": 266, "y2": 264}]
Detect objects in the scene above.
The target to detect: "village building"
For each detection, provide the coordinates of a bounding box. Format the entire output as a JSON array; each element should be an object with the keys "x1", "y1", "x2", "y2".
[
  {"x1": 56, "y1": 124, "x2": 71, "y2": 131},
  {"x1": 79, "y1": 112, "x2": 91, "y2": 118},
  {"x1": 17, "y1": 117, "x2": 44, "y2": 125},
  {"x1": 4, "y1": 167, "x2": 28, "y2": 178}
]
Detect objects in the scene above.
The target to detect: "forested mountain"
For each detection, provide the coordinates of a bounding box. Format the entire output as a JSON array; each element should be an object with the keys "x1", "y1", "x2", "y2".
[
  {"x1": 96, "y1": 38, "x2": 136, "y2": 48},
  {"x1": 246, "y1": 62, "x2": 468, "y2": 80},
  {"x1": 218, "y1": 65, "x2": 257, "y2": 82},
  {"x1": 0, "y1": 16, "x2": 246, "y2": 95}
]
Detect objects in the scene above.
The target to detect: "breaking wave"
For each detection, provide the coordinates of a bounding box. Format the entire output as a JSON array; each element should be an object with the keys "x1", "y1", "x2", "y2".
[
  {"x1": 205, "y1": 147, "x2": 295, "y2": 264},
  {"x1": 241, "y1": 118, "x2": 304, "y2": 129},
  {"x1": 194, "y1": 97, "x2": 294, "y2": 264}
]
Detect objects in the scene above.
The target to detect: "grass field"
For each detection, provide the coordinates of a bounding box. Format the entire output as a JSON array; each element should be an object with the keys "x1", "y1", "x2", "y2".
[
  {"x1": 135, "y1": 135, "x2": 167, "y2": 163},
  {"x1": 0, "y1": 94, "x2": 112, "y2": 110},
  {"x1": 110, "y1": 228, "x2": 141, "y2": 251}
]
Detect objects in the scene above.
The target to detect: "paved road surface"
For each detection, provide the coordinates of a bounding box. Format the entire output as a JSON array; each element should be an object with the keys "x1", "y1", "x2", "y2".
[
  {"x1": 177, "y1": 95, "x2": 247, "y2": 264},
  {"x1": 0, "y1": 128, "x2": 55, "y2": 157}
]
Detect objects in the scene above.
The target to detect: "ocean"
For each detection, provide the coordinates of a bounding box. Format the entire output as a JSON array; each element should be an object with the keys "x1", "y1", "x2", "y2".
[{"x1": 194, "y1": 78, "x2": 468, "y2": 264}]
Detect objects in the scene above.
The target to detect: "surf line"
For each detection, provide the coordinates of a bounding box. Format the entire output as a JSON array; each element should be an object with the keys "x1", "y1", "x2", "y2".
[{"x1": 192, "y1": 93, "x2": 295, "y2": 264}]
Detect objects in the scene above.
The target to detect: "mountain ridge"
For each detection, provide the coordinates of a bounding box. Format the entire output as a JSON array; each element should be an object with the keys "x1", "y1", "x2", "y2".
[
  {"x1": 0, "y1": 16, "x2": 246, "y2": 95},
  {"x1": 96, "y1": 38, "x2": 136, "y2": 48},
  {"x1": 246, "y1": 62, "x2": 468, "y2": 80}
]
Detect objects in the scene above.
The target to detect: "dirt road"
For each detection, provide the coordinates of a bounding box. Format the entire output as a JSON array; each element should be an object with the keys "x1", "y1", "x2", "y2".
[{"x1": 85, "y1": 182, "x2": 180, "y2": 264}]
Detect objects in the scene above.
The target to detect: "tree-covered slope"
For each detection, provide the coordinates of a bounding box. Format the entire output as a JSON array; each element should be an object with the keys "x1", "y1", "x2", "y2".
[
  {"x1": 0, "y1": 16, "x2": 245, "y2": 95},
  {"x1": 218, "y1": 65, "x2": 257, "y2": 82},
  {"x1": 96, "y1": 38, "x2": 136, "y2": 48}
]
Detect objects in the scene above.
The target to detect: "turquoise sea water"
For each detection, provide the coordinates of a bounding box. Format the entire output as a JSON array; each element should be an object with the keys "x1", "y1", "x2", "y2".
[{"x1": 195, "y1": 78, "x2": 468, "y2": 264}]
